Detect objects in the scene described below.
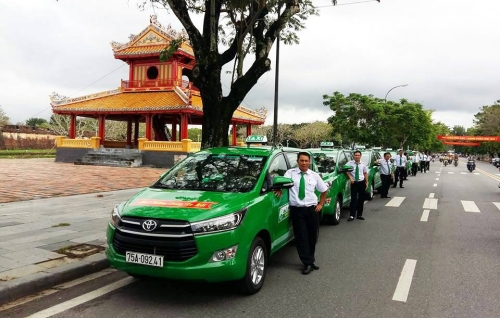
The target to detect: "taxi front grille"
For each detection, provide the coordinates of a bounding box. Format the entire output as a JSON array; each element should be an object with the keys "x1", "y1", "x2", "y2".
[{"x1": 112, "y1": 230, "x2": 197, "y2": 262}]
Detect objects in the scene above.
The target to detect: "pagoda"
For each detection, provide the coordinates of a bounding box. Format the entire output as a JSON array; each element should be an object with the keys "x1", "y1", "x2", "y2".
[{"x1": 50, "y1": 16, "x2": 267, "y2": 164}]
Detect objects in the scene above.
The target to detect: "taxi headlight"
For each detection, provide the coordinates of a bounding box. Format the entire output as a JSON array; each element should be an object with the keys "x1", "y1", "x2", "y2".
[
  {"x1": 110, "y1": 204, "x2": 122, "y2": 228},
  {"x1": 191, "y1": 209, "x2": 247, "y2": 235}
]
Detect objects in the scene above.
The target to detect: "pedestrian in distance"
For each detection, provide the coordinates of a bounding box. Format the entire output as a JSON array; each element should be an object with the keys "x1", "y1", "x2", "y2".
[
  {"x1": 283, "y1": 152, "x2": 328, "y2": 275},
  {"x1": 379, "y1": 152, "x2": 393, "y2": 198},
  {"x1": 392, "y1": 149, "x2": 407, "y2": 188},
  {"x1": 345, "y1": 151, "x2": 369, "y2": 222},
  {"x1": 426, "y1": 152, "x2": 431, "y2": 171},
  {"x1": 420, "y1": 152, "x2": 427, "y2": 173},
  {"x1": 403, "y1": 151, "x2": 409, "y2": 180},
  {"x1": 411, "y1": 152, "x2": 419, "y2": 176}
]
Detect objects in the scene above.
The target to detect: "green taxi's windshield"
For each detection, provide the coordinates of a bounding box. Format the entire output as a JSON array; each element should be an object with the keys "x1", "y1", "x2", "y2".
[
  {"x1": 312, "y1": 151, "x2": 338, "y2": 173},
  {"x1": 152, "y1": 153, "x2": 267, "y2": 192}
]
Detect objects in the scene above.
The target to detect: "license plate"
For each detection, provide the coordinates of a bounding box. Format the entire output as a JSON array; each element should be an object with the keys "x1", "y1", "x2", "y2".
[{"x1": 126, "y1": 252, "x2": 164, "y2": 268}]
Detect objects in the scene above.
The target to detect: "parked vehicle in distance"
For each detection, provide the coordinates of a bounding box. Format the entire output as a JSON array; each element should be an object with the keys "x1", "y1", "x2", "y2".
[{"x1": 308, "y1": 143, "x2": 353, "y2": 225}]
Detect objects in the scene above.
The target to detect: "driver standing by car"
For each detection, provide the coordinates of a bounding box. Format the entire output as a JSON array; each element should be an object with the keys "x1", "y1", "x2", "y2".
[
  {"x1": 284, "y1": 152, "x2": 328, "y2": 275},
  {"x1": 392, "y1": 150, "x2": 407, "y2": 188},
  {"x1": 345, "y1": 150, "x2": 369, "y2": 222}
]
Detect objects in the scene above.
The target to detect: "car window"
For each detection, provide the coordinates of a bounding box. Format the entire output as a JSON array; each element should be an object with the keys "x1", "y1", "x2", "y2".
[
  {"x1": 338, "y1": 152, "x2": 348, "y2": 167},
  {"x1": 312, "y1": 152, "x2": 337, "y2": 173},
  {"x1": 268, "y1": 154, "x2": 288, "y2": 178},
  {"x1": 285, "y1": 152, "x2": 298, "y2": 169},
  {"x1": 152, "y1": 153, "x2": 267, "y2": 192},
  {"x1": 370, "y1": 152, "x2": 377, "y2": 166}
]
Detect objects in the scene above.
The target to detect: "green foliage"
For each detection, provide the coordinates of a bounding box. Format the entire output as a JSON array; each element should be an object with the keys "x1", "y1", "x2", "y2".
[
  {"x1": 0, "y1": 105, "x2": 9, "y2": 128},
  {"x1": 471, "y1": 101, "x2": 500, "y2": 154},
  {"x1": 323, "y1": 92, "x2": 434, "y2": 150},
  {"x1": 25, "y1": 117, "x2": 48, "y2": 127},
  {"x1": 188, "y1": 128, "x2": 202, "y2": 142}
]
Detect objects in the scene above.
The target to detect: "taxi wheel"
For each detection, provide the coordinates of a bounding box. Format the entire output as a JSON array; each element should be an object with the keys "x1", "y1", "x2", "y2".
[
  {"x1": 324, "y1": 197, "x2": 341, "y2": 225},
  {"x1": 238, "y1": 236, "x2": 267, "y2": 295}
]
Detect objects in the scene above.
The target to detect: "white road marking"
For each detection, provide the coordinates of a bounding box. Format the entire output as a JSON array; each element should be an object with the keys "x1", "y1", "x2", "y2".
[
  {"x1": 461, "y1": 172, "x2": 467, "y2": 175},
  {"x1": 493, "y1": 202, "x2": 500, "y2": 211},
  {"x1": 386, "y1": 197, "x2": 405, "y2": 207},
  {"x1": 436, "y1": 178, "x2": 439, "y2": 180},
  {"x1": 392, "y1": 259, "x2": 417, "y2": 302},
  {"x1": 429, "y1": 193, "x2": 435, "y2": 198},
  {"x1": 423, "y1": 198, "x2": 438, "y2": 209},
  {"x1": 433, "y1": 184, "x2": 437, "y2": 187},
  {"x1": 496, "y1": 174, "x2": 500, "y2": 176},
  {"x1": 420, "y1": 210, "x2": 430, "y2": 222},
  {"x1": 448, "y1": 172, "x2": 454, "y2": 174},
  {"x1": 435, "y1": 171, "x2": 440, "y2": 174},
  {"x1": 27, "y1": 277, "x2": 135, "y2": 318},
  {"x1": 474, "y1": 173, "x2": 480, "y2": 175},
  {"x1": 461, "y1": 200, "x2": 480, "y2": 213}
]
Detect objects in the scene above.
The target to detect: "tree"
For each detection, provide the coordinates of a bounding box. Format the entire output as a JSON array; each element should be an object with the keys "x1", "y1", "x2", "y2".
[
  {"x1": 188, "y1": 128, "x2": 202, "y2": 142},
  {"x1": 293, "y1": 121, "x2": 332, "y2": 148},
  {"x1": 0, "y1": 105, "x2": 9, "y2": 128},
  {"x1": 26, "y1": 117, "x2": 48, "y2": 127},
  {"x1": 426, "y1": 121, "x2": 450, "y2": 152},
  {"x1": 146, "y1": 0, "x2": 336, "y2": 148},
  {"x1": 472, "y1": 101, "x2": 500, "y2": 155},
  {"x1": 450, "y1": 125, "x2": 466, "y2": 136}
]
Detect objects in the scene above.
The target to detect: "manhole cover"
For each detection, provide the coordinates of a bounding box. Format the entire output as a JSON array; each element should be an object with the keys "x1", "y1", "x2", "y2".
[{"x1": 59, "y1": 244, "x2": 105, "y2": 259}]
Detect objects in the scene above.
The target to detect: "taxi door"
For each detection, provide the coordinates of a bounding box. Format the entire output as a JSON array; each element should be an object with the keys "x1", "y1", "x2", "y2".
[
  {"x1": 337, "y1": 151, "x2": 352, "y2": 206},
  {"x1": 266, "y1": 153, "x2": 293, "y2": 254}
]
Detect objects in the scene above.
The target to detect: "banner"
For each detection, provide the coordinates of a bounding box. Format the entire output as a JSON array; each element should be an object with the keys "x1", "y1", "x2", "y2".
[
  {"x1": 437, "y1": 135, "x2": 500, "y2": 142},
  {"x1": 441, "y1": 141, "x2": 481, "y2": 146}
]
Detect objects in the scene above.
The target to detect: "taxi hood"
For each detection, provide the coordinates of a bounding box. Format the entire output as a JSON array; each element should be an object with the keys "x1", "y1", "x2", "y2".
[{"x1": 120, "y1": 187, "x2": 251, "y2": 222}]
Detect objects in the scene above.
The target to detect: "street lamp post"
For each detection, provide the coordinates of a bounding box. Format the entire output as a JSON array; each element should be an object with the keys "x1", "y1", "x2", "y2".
[
  {"x1": 272, "y1": 1, "x2": 282, "y2": 147},
  {"x1": 384, "y1": 84, "x2": 409, "y2": 103}
]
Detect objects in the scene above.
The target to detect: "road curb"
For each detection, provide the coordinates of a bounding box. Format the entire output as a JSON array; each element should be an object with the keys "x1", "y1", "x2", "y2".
[{"x1": 0, "y1": 253, "x2": 109, "y2": 306}]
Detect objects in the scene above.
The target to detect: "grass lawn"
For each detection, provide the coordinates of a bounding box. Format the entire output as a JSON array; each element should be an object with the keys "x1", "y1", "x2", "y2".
[{"x1": 0, "y1": 149, "x2": 56, "y2": 159}]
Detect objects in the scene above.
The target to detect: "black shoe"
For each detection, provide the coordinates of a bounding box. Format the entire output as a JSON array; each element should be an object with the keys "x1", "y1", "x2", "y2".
[
  {"x1": 347, "y1": 217, "x2": 354, "y2": 222},
  {"x1": 400, "y1": 186, "x2": 404, "y2": 188},
  {"x1": 302, "y1": 265, "x2": 313, "y2": 275},
  {"x1": 381, "y1": 196, "x2": 387, "y2": 198},
  {"x1": 311, "y1": 264, "x2": 320, "y2": 270},
  {"x1": 356, "y1": 216, "x2": 365, "y2": 220},
  {"x1": 385, "y1": 196, "x2": 391, "y2": 198},
  {"x1": 404, "y1": 179, "x2": 408, "y2": 180},
  {"x1": 391, "y1": 186, "x2": 396, "y2": 188}
]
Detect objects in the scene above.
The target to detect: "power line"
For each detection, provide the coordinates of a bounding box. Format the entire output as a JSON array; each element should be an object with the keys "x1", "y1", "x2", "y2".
[{"x1": 315, "y1": 0, "x2": 380, "y2": 9}]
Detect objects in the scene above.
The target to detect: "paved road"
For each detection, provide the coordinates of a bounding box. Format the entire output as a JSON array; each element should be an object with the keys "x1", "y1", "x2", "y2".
[{"x1": 2, "y1": 159, "x2": 500, "y2": 318}]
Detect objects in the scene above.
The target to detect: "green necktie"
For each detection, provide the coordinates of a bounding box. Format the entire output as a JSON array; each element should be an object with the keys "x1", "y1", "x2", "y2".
[
  {"x1": 399, "y1": 157, "x2": 402, "y2": 166},
  {"x1": 387, "y1": 161, "x2": 390, "y2": 174},
  {"x1": 299, "y1": 172, "x2": 306, "y2": 200},
  {"x1": 355, "y1": 163, "x2": 359, "y2": 181}
]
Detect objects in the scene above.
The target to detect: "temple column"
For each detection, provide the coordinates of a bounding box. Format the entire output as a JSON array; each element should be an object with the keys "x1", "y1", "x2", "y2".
[
  {"x1": 126, "y1": 119, "x2": 132, "y2": 147},
  {"x1": 145, "y1": 114, "x2": 152, "y2": 140},
  {"x1": 246, "y1": 124, "x2": 252, "y2": 137},
  {"x1": 69, "y1": 114, "x2": 76, "y2": 139},
  {"x1": 98, "y1": 115, "x2": 105, "y2": 141},
  {"x1": 232, "y1": 122, "x2": 237, "y2": 146},
  {"x1": 134, "y1": 117, "x2": 139, "y2": 147},
  {"x1": 171, "y1": 122, "x2": 177, "y2": 141},
  {"x1": 180, "y1": 113, "x2": 188, "y2": 140}
]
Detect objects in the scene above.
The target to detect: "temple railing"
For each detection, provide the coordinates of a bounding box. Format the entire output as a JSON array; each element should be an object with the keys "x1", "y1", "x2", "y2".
[
  {"x1": 138, "y1": 138, "x2": 200, "y2": 152},
  {"x1": 121, "y1": 79, "x2": 199, "y2": 91},
  {"x1": 55, "y1": 136, "x2": 201, "y2": 153}
]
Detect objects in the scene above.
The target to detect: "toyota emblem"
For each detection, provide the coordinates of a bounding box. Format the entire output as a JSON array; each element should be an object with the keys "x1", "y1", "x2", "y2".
[{"x1": 142, "y1": 220, "x2": 157, "y2": 231}]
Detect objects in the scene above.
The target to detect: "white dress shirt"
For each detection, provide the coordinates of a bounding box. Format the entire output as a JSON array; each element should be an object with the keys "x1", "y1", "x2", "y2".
[
  {"x1": 284, "y1": 167, "x2": 328, "y2": 207},
  {"x1": 346, "y1": 160, "x2": 368, "y2": 181},
  {"x1": 393, "y1": 155, "x2": 407, "y2": 167},
  {"x1": 379, "y1": 159, "x2": 392, "y2": 175}
]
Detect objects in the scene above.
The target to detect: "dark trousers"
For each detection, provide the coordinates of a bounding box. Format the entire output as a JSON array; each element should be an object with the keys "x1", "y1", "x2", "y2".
[
  {"x1": 380, "y1": 174, "x2": 391, "y2": 197},
  {"x1": 394, "y1": 167, "x2": 404, "y2": 187},
  {"x1": 350, "y1": 181, "x2": 366, "y2": 218},
  {"x1": 426, "y1": 161, "x2": 430, "y2": 171},
  {"x1": 403, "y1": 167, "x2": 408, "y2": 179},
  {"x1": 290, "y1": 205, "x2": 319, "y2": 266},
  {"x1": 420, "y1": 161, "x2": 427, "y2": 173},
  {"x1": 411, "y1": 163, "x2": 419, "y2": 176}
]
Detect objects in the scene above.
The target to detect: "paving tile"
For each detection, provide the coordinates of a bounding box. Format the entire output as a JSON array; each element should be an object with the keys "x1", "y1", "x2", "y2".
[
  {"x1": 0, "y1": 264, "x2": 46, "y2": 281},
  {"x1": 0, "y1": 222, "x2": 23, "y2": 228},
  {"x1": 8, "y1": 230, "x2": 76, "y2": 244},
  {"x1": 0, "y1": 248, "x2": 11, "y2": 256},
  {"x1": 70, "y1": 233, "x2": 107, "y2": 244},
  {"x1": 0, "y1": 241, "x2": 46, "y2": 251},
  {"x1": 2, "y1": 248, "x2": 64, "y2": 261},
  {"x1": 37, "y1": 241, "x2": 76, "y2": 252}
]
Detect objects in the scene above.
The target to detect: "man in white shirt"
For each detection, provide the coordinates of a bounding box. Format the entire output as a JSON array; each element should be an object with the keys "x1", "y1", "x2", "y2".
[
  {"x1": 411, "y1": 152, "x2": 419, "y2": 176},
  {"x1": 379, "y1": 152, "x2": 393, "y2": 198},
  {"x1": 392, "y1": 149, "x2": 407, "y2": 188},
  {"x1": 426, "y1": 152, "x2": 432, "y2": 171},
  {"x1": 420, "y1": 152, "x2": 427, "y2": 173},
  {"x1": 284, "y1": 152, "x2": 328, "y2": 275},
  {"x1": 345, "y1": 151, "x2": 369, "y2": 221}
]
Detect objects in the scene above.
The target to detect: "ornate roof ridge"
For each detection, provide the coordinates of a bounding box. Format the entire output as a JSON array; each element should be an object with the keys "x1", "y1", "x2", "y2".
[
  {"x1": 236, "y1": 105, "x2": 268, "y2": 119},
  {"x1": 111, "y1": 15, "x2": 192, "y2": 56},
  {"x1": 50, "y1": 88, "x2": 122, "y2": 107}
]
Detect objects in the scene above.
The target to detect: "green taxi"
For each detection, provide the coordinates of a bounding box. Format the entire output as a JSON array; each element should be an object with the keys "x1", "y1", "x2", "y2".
[
  {"x1": 106, "y1": 136, "x2": 332, "y2": 294},
  {"x1": 359, "y1": 148, "x2": 383, "y2": 200},
  {"x1": 307, "y1": 143, "x2": 353, "y2": 225}
]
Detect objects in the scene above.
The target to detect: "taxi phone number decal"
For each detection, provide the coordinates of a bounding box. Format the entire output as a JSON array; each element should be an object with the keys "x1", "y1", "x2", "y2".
[{"x1": 130, "y1": 199, "x2": 218, "y2": 209}]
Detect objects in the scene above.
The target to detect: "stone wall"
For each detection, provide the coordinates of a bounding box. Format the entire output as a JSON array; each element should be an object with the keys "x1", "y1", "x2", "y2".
[{"x1": 0, "y1": 125, "x2": 59, "y2": 150}]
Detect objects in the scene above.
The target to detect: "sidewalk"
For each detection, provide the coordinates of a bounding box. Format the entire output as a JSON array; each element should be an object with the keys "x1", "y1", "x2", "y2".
[{"x1": 0, "y1": 159, "x2": 165, "y2": 305}]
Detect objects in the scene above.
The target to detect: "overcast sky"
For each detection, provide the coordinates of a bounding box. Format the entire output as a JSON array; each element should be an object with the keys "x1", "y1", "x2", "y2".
[{"x1": 1, "y1": 0, "x2": 499, "y2": 129}]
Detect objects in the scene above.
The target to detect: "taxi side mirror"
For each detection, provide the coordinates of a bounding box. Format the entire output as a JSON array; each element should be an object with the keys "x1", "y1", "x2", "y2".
[
  {"x1": 338, "y1": 165, "x2": 353, "y2": 173},
  {"x1": 270, "y1": 176, "x2": 294, "y2": 190}
]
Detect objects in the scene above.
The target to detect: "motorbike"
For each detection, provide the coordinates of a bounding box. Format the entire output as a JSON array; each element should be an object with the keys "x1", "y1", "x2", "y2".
[
  {"x1": 453, "y1": 160, "x2": 458, "y2": 167},
  {"x1": 444, "y1": 160, "x2": 448, "y2": 166},
  {"x1": 467, "y1": 160, "x2": 475, "y2": 172}
]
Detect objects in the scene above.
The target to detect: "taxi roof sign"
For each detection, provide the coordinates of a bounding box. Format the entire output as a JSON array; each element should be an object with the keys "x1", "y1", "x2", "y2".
[
  {"x1": 245, "y1": 135, "x2": 268, "y2": 143},
  {"x1": 355, "y1": 145, "x2": 366, "y2": 149},
  {"x1": 320, "y1": 141, "x2": 334, "y2": 148}
]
